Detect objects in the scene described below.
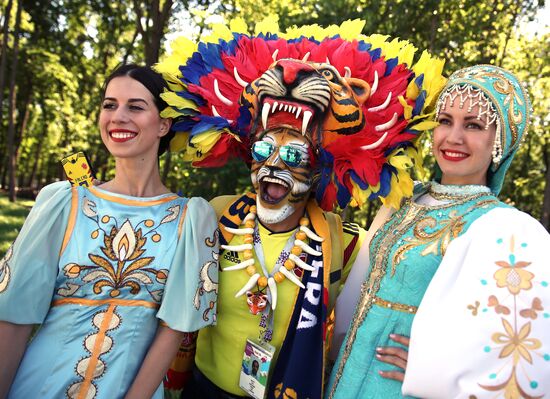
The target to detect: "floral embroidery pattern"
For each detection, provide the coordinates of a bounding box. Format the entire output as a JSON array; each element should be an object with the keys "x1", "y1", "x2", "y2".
[
  {"x1": 392, "y1": 210, "x2": 466, "y2": 275},
  {"x1": 477, "y1": 236, "x2": 544, "y2": 398},
  {"x1": 66, "y1": 305, "x2": 121, "y2": 399},
  {"x1": 57, "y1": 197, "x2": 180, "y2": 302},
  {"x1": 0, "y1": 244, "x2": 13, "y2": 293},
  {"x1": 194, "y1": 232, "x2": 219, "y2": 322},
  {"x1": 494, "y1": 257, "x2": 534, "y2": 295}
]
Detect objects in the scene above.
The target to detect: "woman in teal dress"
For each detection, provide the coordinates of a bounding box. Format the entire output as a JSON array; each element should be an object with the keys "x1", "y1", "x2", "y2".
[
  {"x1": 0, "y1": 64, "x2": 218, "y2": 398},
  {"x1": 326, "y1": 65, "x2": 543, "y2": 398}
]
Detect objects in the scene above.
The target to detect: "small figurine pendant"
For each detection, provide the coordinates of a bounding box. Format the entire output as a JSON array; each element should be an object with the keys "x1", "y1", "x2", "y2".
[{"x1": 246, "y1": 291, "x2": 268, "y2": 315}]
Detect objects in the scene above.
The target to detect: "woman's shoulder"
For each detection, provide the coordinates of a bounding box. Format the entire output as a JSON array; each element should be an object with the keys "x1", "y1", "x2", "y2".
[
  {"x1": 472, "y1": 206, "x2": 549, "y2": 237},
  {"x1": 182, "y1": 197, "x2": 217, "y2": 219},
  {"x1": 33, "y1": 181, "x2": 74, "y2": 206},
  {"x1": 37, "y1": 180, "x2": 72, "y2": 197}
]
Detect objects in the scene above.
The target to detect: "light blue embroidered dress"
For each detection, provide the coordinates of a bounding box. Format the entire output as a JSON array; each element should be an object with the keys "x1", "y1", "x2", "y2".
[
  {"x1": 326, "y1": 183, "x2": 507, "y2": 399},
  {"x1": 0, "y1": 181, "x2": 218, "y2": 399}
]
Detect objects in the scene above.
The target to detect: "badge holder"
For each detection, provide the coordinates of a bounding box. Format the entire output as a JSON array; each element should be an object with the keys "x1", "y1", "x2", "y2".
[
  {"x1": 239, "y1": 339, "x2": 275, "y2": 399},
  {"x1": 61, "y1": 151, "x2": 94, "y2": 187}
]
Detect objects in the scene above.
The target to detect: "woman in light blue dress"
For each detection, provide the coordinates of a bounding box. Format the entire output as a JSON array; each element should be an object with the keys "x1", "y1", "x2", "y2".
[
  {"x1": 0, "y1": 64, "x2": 218, "y2": 399},
  {"x1": 326, "y1": 65, "x2": 545, "y2": 398}
]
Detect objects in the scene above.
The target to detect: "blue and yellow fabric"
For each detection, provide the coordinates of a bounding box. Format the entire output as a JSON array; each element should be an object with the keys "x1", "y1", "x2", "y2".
[{"x1": 0, "y1": 182, "x2": 218, "y2": 399}]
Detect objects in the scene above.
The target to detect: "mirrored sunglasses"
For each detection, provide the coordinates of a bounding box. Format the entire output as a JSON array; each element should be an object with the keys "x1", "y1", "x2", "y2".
[{"x1": 251, "y1": 141, "x2": 306, "y2": 168}]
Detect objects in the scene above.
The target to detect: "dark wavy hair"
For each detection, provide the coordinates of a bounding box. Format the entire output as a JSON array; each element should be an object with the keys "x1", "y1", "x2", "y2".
[{"x1": 101, "y1": 63, "x2": 174, "y2": 156}]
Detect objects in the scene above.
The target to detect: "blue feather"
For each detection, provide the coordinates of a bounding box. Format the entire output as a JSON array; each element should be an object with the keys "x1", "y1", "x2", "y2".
[
  {"x1": 236, "y1": 106, "x2": 252, "y2": 136},
  {"x1": 384, "y1": 57, "x2": 398, "y2": 76},
  {"x1": 368, "y1": 47, "x2": 381, "y2": 61},
  {"x1": 315, "y1": 148, "x2": 334, "y2": 203},
  {"x1": 412, "y1": 90, "x2": 426, "y2": 116},
  {"x1": 172, "y1": 118, "x2": 197, "y2": 132},
  {"x1": 336, "y1": 178, "x2": 351, "y2": 208},
  {"x1": 350, "y1": 170, "x2": 369, "y2": 189},
  {"x1": 198, "y1": 42, "x2": 225, "y2": 71},
  {"x1": 414, "y1": 73, "x2": 424, "y2": 87},
  {"x1": 177, "y1": 90, "x2": 206, "y2": 107},
  {"x1": 357, "y1": 41, "x2": 372, "y2": 52},
  {"x1": 190, "y1": 116, "x2": 231, "y2": 136},
  {"x1": 181, "y1": 52, "x2": 211, "y2": 85},
  {"x1": 377, "y1": 165, "x2": 393, "y2": 197}
]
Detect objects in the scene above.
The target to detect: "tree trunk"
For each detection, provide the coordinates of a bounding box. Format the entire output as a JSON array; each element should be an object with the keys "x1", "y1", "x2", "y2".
[
  {"x1": 0, "y1": 0, "x2": 13, "y2": 124},
  {"x1": 6, "y1": 0, "x2": 22, "y2": 202},
  {"x1": 26, "y1": 95, "x2": 46, "y2": 188},
  {"x1": 15, "y1": 87, "x2": 32, "y2": 164},
  {"x1": 134, "y1": 0, "x2": 173, "y2": 66}
]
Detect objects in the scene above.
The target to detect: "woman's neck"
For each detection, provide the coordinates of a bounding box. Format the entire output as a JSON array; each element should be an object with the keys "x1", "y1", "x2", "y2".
[{"x1": 101, "y1": 157, "x2": 170, "y2": 197}]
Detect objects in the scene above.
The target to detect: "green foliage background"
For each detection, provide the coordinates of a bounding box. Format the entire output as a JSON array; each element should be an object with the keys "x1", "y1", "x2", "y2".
[{"x1": 0, "y1": 0, "x2": 548, "y2": 236}]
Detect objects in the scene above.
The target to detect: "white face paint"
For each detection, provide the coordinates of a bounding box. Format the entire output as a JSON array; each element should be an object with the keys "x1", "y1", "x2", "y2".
[{"x1": 250, "y1": 129, "x2": 313, "y2": 226}]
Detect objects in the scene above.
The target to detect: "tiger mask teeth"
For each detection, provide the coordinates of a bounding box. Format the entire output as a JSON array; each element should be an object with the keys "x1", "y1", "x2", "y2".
[{"x1": 260, "y1": 100, "x2": 314, "y2": 135}]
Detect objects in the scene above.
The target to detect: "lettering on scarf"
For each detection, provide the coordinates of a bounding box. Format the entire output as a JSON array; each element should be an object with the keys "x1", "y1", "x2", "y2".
[{"x1": 297, "y1": 257, "x2": 322, "y2": 330}]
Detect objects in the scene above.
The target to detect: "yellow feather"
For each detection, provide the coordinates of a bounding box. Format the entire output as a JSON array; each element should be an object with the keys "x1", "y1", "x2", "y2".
[
  {"x1": 255, "y1": 15, "x2": 280, "y2": 35},
  {"x1": 230, "y1": 17, "x2": 249, "y2": 34},
  {"x1": 161, "y1": 92, "x2": 199, "y2": 111},
  {"x1": 413, "y1": 51, "x2": 446, "y2": 110},
  {"x1": 399, "y1": 42, "x2": 417, "y2": 67},
  {"x1": 351, "y1": 180, "x2": 372, "y2": 207},
  {"x1": 207, "y1": 23, "x2": 234, "y2": 43},
  {"x1": 160, "y1": 108, "x2": 184, "y2": 119},
  {"x1": 381, "y1": 169, "x2": 414, "y2": 209},
  {"x1": 398, "y1": 96, "x2": 413, "y2": 120},
  {"x1": 170, "y1": 132, "x2": 190, "y2": 152},
  {"x1": 364, "y1": 34, "x2": 390, "y2": 50},
  {"x1": 411, "y1": 120, "x2": 440, "y2": 131},
  {"x1": 338, "y1": 19, "x2": 366, "y2": 40}
]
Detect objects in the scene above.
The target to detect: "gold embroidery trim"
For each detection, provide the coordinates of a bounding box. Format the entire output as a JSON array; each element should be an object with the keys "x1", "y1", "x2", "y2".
[
  {"x1": 89, "y1": 186, "x2": 179, "y2": 206},
  {"x1": 372, "y1": 295, "x2": 417, "y2": 314},
  {"x1": 52, "y1": 298, "x2": 160, "y2": 309},
  {"x1": 60, "y1": 186, "x2": 79, "y2": 256}
]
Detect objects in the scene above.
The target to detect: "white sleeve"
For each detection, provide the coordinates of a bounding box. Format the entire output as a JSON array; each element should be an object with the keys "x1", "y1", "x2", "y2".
[
  {"x1": 402, "y1": 207, "x2": 550, "y2": 398},
  {"x1": 329, "y1": 205, "x2": 394, "y2": 360}
]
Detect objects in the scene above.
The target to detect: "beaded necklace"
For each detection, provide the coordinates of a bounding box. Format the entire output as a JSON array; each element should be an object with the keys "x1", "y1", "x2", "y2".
[
  {"x1": 427, "y1": 181, "x2": 492, "y2": 201},
  {"x1": 221, "y1": 205, "x2": 324, "y2": 314}
]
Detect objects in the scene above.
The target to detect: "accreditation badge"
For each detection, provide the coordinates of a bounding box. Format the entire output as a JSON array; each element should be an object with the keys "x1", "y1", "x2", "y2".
[{"x1": 239, "y1": 339, "x2": 275, "y2": 399}]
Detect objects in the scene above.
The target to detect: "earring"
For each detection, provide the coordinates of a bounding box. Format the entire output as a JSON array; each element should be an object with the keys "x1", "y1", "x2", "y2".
[{"x1": 492, "y1": 119, "x2": 502, "y2": 165}]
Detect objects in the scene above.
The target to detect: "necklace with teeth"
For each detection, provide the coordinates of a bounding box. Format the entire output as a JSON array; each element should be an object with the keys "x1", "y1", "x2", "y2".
[{"x1": 221, "y1": 205, "x2": 324, "y2": 314}]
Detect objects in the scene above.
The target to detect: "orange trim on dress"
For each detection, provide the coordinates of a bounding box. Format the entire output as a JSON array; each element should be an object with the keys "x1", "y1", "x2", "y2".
[
  {"x1": 60, "y1": 186, "x2": 79, "y2": 256},
  {"x1": 89, "y1": 186, "x2": 179, "y2": 206},
  {"x1": 77, "y1": 304, "x2": 116, "y2": 399},
  {"x1": 52, "y1": 297, "x2": 160, "y2": 309},
  {"x1": 177, "y1": 204, "x2": 189, "y2": 238}
]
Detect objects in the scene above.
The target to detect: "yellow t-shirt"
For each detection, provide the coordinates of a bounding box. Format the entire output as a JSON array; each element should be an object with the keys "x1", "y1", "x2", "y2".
[{"x1": 195, "y1": 195, "x2": 364, "y2": 395}]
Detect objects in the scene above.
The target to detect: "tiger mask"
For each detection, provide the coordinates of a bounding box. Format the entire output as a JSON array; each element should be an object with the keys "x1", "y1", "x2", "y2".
[
  {"x1": 251, "y1": 127, "x2": 314, "y2": 226},
  {"x1": 240, "y1": 59, "x2": 371, "y2": 144}
]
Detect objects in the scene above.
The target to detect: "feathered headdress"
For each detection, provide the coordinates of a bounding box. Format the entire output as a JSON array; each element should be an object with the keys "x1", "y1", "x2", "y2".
[{"x1": 156, "y1": 17, "x2": 446, "y2": 209}]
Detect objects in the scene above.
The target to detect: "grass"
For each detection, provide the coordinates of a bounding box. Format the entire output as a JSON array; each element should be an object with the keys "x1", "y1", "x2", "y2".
[{"x1": 0, "y1": 193, "x2": 34, "y2": 257}]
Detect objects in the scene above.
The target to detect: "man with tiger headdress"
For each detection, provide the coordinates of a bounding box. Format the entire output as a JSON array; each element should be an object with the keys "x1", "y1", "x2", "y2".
[{"x1": 156, "y1": 18, "x2": 445, "y2": 399}]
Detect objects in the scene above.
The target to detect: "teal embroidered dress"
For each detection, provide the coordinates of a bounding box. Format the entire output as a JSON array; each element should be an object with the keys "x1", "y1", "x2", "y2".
[
  {"x1": 326, "y1": 183, "x2": 506, "y2": 399},
  {"x1": 0, "y1": 181, "x2": 218, "y2": 399}
]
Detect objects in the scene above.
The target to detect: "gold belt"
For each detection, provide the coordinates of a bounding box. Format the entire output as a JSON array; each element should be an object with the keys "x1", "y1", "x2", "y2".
[{"x1": 372, "y1": 295, "x2": 417, "y2": 314}]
